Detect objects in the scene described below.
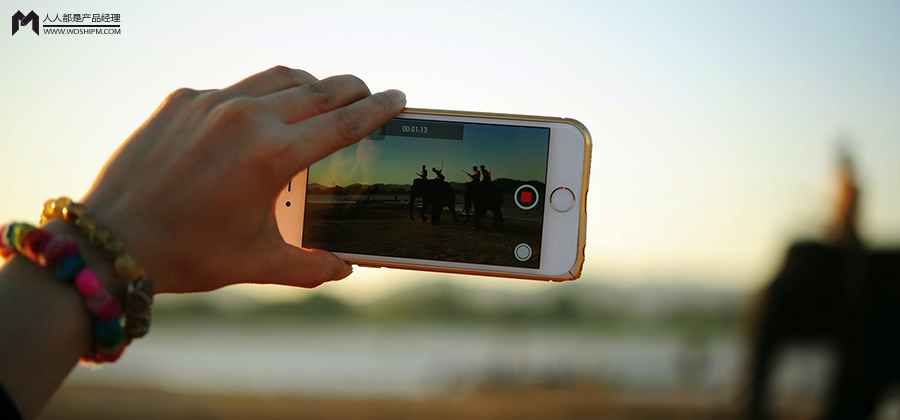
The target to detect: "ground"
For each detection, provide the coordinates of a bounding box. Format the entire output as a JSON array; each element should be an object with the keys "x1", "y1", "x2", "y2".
[
  {"x1": 40, "y1": 384, "x2": 819, "y2": 420},
  {"x1": 303, "y1": 202, "x2": 543, "y2": 268}
]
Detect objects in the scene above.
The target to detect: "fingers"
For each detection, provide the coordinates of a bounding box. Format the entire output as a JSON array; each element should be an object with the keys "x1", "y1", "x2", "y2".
[
  {"x1": 262, "y1": 74, "x2": 372, "y2": 124},
  {"x1": 266, "y1": 245, "x2": 353, "y2": 288},
  {"x1": 283, "y1": 89, "x2": 406, "y2": 175},
  {"x1": 222, "y1": 65, "x2": 318, "y2": 98}
]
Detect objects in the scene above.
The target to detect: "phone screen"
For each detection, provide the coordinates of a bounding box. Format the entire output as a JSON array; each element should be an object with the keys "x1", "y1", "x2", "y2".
[{"x1": 302, "y1": 118, "x2": 550, "y2": 268}]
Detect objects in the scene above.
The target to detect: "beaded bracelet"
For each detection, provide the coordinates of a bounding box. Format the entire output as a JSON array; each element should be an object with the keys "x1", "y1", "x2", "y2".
[
  {"x1": 41, "y1": 197, "x2": 153, "y2": 341},
  {"x1": 0, "y1": 222, "x2": 127, "y2": 363}
]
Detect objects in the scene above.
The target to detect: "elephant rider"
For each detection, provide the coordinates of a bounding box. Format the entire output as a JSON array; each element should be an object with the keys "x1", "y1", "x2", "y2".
[
  {"x1": 463, "y1": 166, "x2": 480, "y2": 184},
  {"x1": 418, "y1": 165, "x2": 428, "y2": 180},
  {"x1": 432, "y1": 167, "x2": 445, "y2": 181},
  {"x1": 480, "y1": 165, "x2": 491, "y2": 183}
]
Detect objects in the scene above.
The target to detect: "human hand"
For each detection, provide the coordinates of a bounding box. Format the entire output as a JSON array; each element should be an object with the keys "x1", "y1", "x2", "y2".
[{"x1": 80, "y1": 66, "x2": 406, "y2": 293}]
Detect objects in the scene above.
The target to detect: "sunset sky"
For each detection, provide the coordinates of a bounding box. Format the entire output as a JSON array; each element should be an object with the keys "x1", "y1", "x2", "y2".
[
  {"x1": 308, "y1": 121, "x2": 549, "y2": 187},
  {"x1": 2, "y1": 0, "x2": 899, "y2": 303}
]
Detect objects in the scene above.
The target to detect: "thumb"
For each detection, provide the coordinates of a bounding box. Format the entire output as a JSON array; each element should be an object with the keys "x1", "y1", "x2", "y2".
[{"x1": 266, "y1": 244, "x2": 353, "y2": 288}]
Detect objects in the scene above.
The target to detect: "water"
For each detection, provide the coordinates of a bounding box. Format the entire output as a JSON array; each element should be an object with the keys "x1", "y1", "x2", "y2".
[{"x1": 66, "y1": 321, "x2": 744, "y2": 398}]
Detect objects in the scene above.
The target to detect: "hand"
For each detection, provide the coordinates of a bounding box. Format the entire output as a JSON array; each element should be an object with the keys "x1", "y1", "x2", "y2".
[{"x1": 80, "y1": 66, "x2": 406, "y2": 293}]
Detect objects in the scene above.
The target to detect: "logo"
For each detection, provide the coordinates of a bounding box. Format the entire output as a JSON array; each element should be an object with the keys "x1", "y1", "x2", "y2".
[
  {"x1": 11, "y1": 12, "x2": 122, "y2": 36},
  {"x1": 12, "y1": 10, "x2": 39, "y2": 35}
]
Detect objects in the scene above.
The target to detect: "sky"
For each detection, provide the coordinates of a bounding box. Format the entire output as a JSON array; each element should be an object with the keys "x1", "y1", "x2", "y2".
[
  {"x1": 309, "y1": 122, "x2": 550, "y2": 187},
  {"x1": 1, "y1": 0, "x2": 899, "y2": 303}
]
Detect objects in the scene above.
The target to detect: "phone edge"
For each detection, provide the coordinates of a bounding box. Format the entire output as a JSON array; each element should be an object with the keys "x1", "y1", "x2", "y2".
[{"x1": 350, "y1": 108, "x2": 593, "y2": 282}]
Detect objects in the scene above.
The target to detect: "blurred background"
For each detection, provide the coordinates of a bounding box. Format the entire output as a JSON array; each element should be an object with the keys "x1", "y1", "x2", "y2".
[{"x1": 2, "y1": 0, "x2": 899, "y2": 419}]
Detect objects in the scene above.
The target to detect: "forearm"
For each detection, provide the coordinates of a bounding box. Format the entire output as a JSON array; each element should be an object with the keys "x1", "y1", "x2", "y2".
[{"x1": 0, "y1": 220, "x2": 128, "y2": 419}]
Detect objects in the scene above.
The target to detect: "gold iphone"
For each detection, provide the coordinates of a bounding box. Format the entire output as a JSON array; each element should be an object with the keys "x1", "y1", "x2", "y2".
[{"x1": 276, "y1": 108, "x2": 591, "y2": 281}]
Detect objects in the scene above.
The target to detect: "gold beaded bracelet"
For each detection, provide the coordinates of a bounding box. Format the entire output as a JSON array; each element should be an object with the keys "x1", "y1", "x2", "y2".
[{"x1": 41, "y1": 197, "x2": 154, "y2": 339}]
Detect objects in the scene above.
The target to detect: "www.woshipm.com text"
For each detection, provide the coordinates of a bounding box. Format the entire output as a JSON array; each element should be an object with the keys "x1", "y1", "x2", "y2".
[{"x1": 43, "y1": 28, "x2": 120, "y2": 35}]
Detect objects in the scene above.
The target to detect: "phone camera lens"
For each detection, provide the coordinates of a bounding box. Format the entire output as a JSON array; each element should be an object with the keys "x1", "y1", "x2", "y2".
[{"x1": 285, "y1": 201, "x2": 292, "y2": 207}]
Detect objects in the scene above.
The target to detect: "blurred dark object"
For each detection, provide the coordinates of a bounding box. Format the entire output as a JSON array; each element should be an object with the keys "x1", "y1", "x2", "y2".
[{"x1": 744, "y1": 148, "x2": 900, "y2": 419}]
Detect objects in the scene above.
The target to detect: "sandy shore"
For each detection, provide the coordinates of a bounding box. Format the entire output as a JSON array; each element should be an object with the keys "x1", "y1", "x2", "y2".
[
  {"x1": 303, "y1": 202, "x2": 542, "y2": 268},
  {"x1": 40, "y1": 384, "x2": 818, "y2": 420}
]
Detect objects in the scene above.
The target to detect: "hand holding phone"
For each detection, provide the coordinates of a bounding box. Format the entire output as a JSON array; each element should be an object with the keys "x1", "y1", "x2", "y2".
[{"x1": 77, "y1": 66, "x2": 407, "y2": 293}]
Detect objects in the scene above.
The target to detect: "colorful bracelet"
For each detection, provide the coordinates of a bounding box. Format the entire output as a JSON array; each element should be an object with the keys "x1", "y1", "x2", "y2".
[
  {"x1": 41, "y1": 197, "x2": 153, "y2": 341},
  {"x1": 1, "y1": 222, "x2": 127, "y2": 363}
]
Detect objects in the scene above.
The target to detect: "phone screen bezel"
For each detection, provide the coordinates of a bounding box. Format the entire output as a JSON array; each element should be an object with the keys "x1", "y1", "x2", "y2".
[{"x1": 276, "y1": 110, "x2": 589, "y2": 280}]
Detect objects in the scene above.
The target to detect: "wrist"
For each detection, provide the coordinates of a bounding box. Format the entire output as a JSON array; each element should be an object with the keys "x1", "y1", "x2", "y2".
[
  {"x1": 81, "y1": 194, "x2": 174, "y2": 294},
  {"x1": 40, "y1": 196, "x2": 155, "y2": 342},
  {"x1": 41, "y1": 220, "x2": 129, "y2": 307}
]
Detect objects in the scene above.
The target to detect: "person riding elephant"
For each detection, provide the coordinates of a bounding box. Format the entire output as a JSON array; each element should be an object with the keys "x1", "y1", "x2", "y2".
[
  {"x1": 480, "y1": 165, "x2": 491, "y2": 183},
  {"x1": 408, "y1": 178, "x2": 457, "y2": 224},
  {"x1": 432, "y1": 167, "x2": 445, "y2": 181},
  {"x1": 463, "y1": 178, "x2": 503, "y2": 229},
  {"x1": 463, "y1": 166, "x2": 480, "y2": 184}
]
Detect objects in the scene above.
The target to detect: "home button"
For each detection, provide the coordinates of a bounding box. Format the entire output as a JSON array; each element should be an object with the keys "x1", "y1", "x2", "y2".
[{"x1": 549, "y1": 187, "x2": 576, "y2": 213}]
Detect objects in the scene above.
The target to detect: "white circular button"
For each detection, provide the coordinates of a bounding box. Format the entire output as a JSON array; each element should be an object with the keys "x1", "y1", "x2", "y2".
[
  {"x1": 514, "y1": 243, "x2": 532, "y2": 261},
  {"x1": 550, "y1": 187, "x2": 576, "y2": 213},
  {"x1": 514, "y1": 184, "x2": 540, "y2": 210}
]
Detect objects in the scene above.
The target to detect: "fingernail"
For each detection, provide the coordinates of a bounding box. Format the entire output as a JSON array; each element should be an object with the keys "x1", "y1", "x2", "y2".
[
  {"x1": 334, "y1": 264, "x2": 353, "y2": 281},
  {"x1": 385, "y1": 89, "x2": 406, "y2": 103}
]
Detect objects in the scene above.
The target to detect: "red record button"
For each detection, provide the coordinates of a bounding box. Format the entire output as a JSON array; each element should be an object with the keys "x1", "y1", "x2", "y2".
[{"x1": 515, "y1": 184, "x2": 540, "y2": 210}]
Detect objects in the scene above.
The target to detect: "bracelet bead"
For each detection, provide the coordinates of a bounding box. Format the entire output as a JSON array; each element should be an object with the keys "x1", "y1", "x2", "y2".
[
  {"x1": 57, "y1": 240, "x2": 81, "y2": 263},
  {"x1": 22, "y1": 228, "x2": 52, "y2": 260},
  {"x1": 12, "y1": 223, "x2": 35, "y2": 253},
  {"x1": 95, "y1": 341, "x2": 127, "y2": 361},
  {"x1": 61, "y1": 202, "x2": 86, "y2": 222},
  {"x1": 114, "y1": 253, "x2": 139, "y2": 278},
  {"x1": 89, "y1": 226, "x2": 111, "y2": 246},
  {"x1": 51, "y1": 197, "x2": 72, "y2": 219},
  {"x1": 74, "y1": 214, "x2": 96, "y2": 236},
  {"x1": 124, "y1": 278, "x2": 153, "y2": 338},
  {"x1": 75, "y1": 269, "x2": 103, "y2": 297},
  {"x1": 39, "y1": 236, "x2": 73, "y2": 266},
  {"x1": 86, "y1": 291, "x2": 124, "y2": 321},
  {"x1": 96, "y1": 300, "x2": 124, "y2": 322},
  {"x1": 0, "y1": 226, "x2": 12, "y2": 258},
  {"x1": 56, "y1": 254, "x2": 86, "y2": 283},
  {"x1": 94, "y1": 318, "x2": 125, "y2": 348},
  {"x1": 102, "y1": 239, "x2": 124, "y2": 259},
  {"x1": 5, "y1": 223, "x2": 20, "y2": 245},
  {"x1": 42, "y1": 199, "x2": 56, "y2": 218}
]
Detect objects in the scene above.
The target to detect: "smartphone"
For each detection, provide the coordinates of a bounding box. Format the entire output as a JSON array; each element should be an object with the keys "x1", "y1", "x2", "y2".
[{"x1": 276, "y1": 108, "x2": 591, "y2": 282}]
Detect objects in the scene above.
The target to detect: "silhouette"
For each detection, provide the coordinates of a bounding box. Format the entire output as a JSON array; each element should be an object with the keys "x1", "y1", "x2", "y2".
[
  {"x1": 463, "y1": 179, "x2": 504, "y2": 229},
  {"x1": 743, "y1": 147, "x2": 900, "y2": 419},
  {"x1": 480, "y1": 165, "x2": 492, "y2": 183},
  {"x1": 462, "y1": 166, "x2": 481, "y2": 183},
  {"x1": 409, "y1": 178, "x2": 457, "y2": 224},
  {"x1": 432, "y1": 167, "x2": 445, "y2": 181},
  {"x1": 417, "y1": 165, "x2": 428, "y2": 180}
]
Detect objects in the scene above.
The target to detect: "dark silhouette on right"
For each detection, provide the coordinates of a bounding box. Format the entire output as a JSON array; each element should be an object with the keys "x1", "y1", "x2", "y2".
[
  {"x1": 408, "y1": 178, "x2": 457, "y2": 225},
  {"x1": 463, "y1": 178, "x2": 504, "y2": 229},
  {"x1": 743, "y1": 147, "x2": 900, "y2": 419}
]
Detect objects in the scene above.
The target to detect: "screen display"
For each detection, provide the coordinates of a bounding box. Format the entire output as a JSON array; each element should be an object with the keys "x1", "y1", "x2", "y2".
[{"x1": 302, "y1": 118, "x2": 550, "y2": 268}]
